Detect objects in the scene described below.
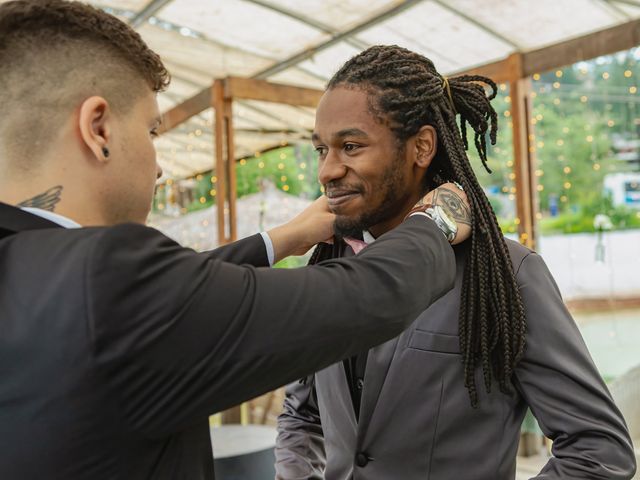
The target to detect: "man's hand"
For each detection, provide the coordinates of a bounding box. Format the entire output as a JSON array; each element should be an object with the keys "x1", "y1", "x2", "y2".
[
  {"x1": 267, "y1": 195, "x2": 335, "y2": 263},
  {"x1": 422, "y1": 183, "x2": 471, "y2": 245}
]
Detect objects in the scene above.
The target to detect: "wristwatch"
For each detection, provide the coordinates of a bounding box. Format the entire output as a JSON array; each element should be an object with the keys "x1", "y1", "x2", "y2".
[{"x1": 406, "y1": 204, "x2": 458, "y2": 243}]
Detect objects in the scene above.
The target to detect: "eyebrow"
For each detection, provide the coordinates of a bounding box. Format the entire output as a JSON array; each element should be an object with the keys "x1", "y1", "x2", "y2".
[{"x1": 312, "y1": 128, "x2": 369, "y2": 143}]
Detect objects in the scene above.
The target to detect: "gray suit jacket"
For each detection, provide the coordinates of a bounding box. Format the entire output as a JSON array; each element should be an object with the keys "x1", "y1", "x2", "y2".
[{"x1": 275, "y1": 239, "x2": 636, "y2": 480}]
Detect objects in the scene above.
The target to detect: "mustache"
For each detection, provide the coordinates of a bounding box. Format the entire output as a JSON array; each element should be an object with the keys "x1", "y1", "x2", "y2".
[{"x1": 324, "y1": 182, "x2": 364, "y2": 194}]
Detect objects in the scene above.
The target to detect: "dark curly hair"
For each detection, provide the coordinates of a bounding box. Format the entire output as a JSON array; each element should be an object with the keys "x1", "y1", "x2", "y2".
[
  {"x1": 0, "y1": 0, "x2": 170, "y2": 159},
  {"x1": 328, "y1": 45, "x2": 526, "y2": 407}
]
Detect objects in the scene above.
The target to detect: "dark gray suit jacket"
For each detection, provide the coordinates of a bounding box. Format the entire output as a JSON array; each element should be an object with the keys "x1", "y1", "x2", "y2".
[
  {"x1": 275, "y1": 240, "x2": 636, "y2": 480},
  {"x1": 0, "y1": 203, "x2": 456, "y2": 479}
]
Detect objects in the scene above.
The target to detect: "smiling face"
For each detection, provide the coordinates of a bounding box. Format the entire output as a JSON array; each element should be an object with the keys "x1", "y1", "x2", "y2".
[{"x1": 313, "y1": 86, "x2": 424, "y2": 238}]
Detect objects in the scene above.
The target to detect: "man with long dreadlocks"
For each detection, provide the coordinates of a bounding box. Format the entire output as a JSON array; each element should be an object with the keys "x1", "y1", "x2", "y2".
[{"x1": 275, "y1": 46, "x2": 636, "y2": 480}]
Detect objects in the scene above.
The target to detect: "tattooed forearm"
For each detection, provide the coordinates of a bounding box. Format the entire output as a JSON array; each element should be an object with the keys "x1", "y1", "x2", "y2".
[
  {"x1": 16, "y1": 186, "x2": 63, "y2": 212},
  {"x1": 432, "y1": 188, "x2": 471, "y2": 226}
]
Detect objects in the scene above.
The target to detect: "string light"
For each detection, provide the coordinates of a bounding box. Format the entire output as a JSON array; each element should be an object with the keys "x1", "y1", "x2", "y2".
[
  {"x1": 593, "y1": 163, "x2": 601, "y2": 171},
  {"x1": 607, "y1": 120, "x2": 615, "y2": 127},
  {"x1": 564, "y1": 182, "x2": 572, "y2": 189},
  {"x1": 282, "y1": 185, "x2": 290, "y2": 192},
  {"x1": 630, "y1": 86, "x2": 637, "y2": 94},
  {"x1": 602, "y1": 72, "x2": 610, "y2": 80},
  {"x1": 279, "y1": 153, "x2": 287, "y2": 160},
  {"x1": 553, "y1": 82, "x2": 561, "y2": 89},
  {"x1": 300, "y1": 162, "x2": 307, "y2": 169},
  {"x1": 258, "y1": 161, "x2": 265, "y2": 169},
  {"x1": 586, "y1": 135, "x2": 594, "y2": 142},
  {"x1": 580, "y1": 96, "x2": 588, "y2": 103},
  {"x1": 555, "y1": 70, "x2": 563, "y2": 78},
  {"x1": 537, "y1": 185, "x2": 544, "y2": 191},
  {"x1": 533, "y1": 73, "x2": 540, "y2": 81},
  {"x1": 278, "y1": 163, "x2": 285, "y2": 170},
  {"x1": 563, "y1": 166, "x2": 572, "y2": 174},
  {"x1": 625, "y1": 70, "x2": 633, "y2": 78},
  {"x1": 280, "y1": 175, "x2": 287, "y2": 182},
  {"x1": 504, "y1": 110, "x2": 511, "y2": 117},
  {"x1": 556, "y1": 139, "x2": 564, "y2": 146}
]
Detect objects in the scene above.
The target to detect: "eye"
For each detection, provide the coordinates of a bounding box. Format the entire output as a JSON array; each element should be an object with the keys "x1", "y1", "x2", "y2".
[
  {"x1": 314, "y1": 146, "x2": 327, "y2": 157},
  {"x1": 344, "y1": 143, "x2": 359, "y2": 152}
]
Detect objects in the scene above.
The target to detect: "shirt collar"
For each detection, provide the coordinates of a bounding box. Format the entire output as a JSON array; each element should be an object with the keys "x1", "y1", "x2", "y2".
[
  {"x1": 362, "y1": 230, "x2": 376, "y2": 244},
  {"x1": 20, "y1": 208, "x2": 81, "y2": 229}
]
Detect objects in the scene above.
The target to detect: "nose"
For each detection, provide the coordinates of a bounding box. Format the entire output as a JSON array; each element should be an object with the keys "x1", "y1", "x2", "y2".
[{"x1": 317, "y1": 150, "x2": 347, "y2": 186}]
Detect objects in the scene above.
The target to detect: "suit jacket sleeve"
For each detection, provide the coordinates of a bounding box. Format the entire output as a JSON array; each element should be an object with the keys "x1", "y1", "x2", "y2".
[
  {"x1": 205, "y1": 233, "x2": 269, "y2": 267},
  {"x1": 86, "y1": 217, "x2": 455, "y2": 437},
  {"x1": 513, "y1": 253, "x2": 636, "y2": 479},
  {"x1": 275, "y1": 378, "x2": 325, "y2": 479}
]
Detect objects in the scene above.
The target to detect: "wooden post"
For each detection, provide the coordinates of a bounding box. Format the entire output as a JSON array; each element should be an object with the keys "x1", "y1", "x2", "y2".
[
  {"x1": 508, "y1": 54, "x2": 537, "y2": 249},
  {"x1": 223, "y1": 82, "x2": 238, "y2": 242},
  {"x1": 212, "y1": 79, "x2": 238, "y2": 246},
  {"x1": 214, "y1": 79, "x2": 241, "y2": 424},
  {"x1": 213, "y1": 80, "x2": 227, "y2": 246}
]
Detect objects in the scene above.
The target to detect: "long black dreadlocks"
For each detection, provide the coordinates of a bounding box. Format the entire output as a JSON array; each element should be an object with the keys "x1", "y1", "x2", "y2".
[{"x1": 327, "y1": 45, "x2": 527, "y2": 407}]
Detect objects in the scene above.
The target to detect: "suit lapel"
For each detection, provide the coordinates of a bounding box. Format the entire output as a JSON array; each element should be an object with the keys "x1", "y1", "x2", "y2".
[
  {"x1": 357, "y1": 335, "x2": 401, "y2": 438},
  {"x1": 317, "y1": 362, "x2": 358, "y2": 427}
]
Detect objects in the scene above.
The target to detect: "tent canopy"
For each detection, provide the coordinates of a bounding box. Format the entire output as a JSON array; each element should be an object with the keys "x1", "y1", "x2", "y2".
[{"x1": 34, "y1": 0, "x2": 640, "y2": 177}]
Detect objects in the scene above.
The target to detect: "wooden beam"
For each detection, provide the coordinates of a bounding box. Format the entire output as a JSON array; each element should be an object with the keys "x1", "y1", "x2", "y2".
[
  {"x1": 224, "y1": 94, "x2": 238, "y2": 241},
  {"x1": 224, "y1": 76, "x2": 323, "y2": 108},
  {"x1": 522, "y1": 19, "x2": 640, "y2": 75},
  {"x1": 213, "y1": 80, "x2": 228, "y2": 246},
  {"x1": 508, "y1": 54, "x2": 537, "y2": 249},
  {"x1": 453, "y1": 19, "x2": 640, "y2": 83},
  {"x1": 451, "y1": 58, "x2": 511, "y2": 84},
  {"x1": 159, "y1": 87, "x2": 212, "y2": 134}
]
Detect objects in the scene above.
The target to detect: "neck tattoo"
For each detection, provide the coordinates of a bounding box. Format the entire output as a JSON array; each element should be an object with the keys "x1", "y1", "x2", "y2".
[{"x1": 16, "y1": 186, "x2": 63, "y2": 212}]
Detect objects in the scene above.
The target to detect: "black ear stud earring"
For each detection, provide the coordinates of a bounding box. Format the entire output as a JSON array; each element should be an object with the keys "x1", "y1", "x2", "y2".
[{"x1": 102, "y1": 147, "x2": 110, "y2": 158}]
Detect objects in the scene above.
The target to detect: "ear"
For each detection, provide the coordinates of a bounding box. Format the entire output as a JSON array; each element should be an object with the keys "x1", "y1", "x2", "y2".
[
  {"x1": 78, "y1": 96, "x2": 112, "y2": 163},
  {"x1": 414, "y1": 125, "x2": 437, "y2": 169}
]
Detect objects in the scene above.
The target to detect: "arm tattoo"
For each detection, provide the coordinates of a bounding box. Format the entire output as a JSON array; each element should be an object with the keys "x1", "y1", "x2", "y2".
[
  {"x1": 16, "y1": 186, "x2": 63, "y2": 212},
  {"x1": 433, "y1": 188, "x2": 471, "y2": 226}
]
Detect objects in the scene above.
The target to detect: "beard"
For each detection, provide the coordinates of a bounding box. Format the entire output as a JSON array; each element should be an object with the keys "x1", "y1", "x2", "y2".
[{"x1": 333, "y1": 157, "x2": 408, "y2": 240}]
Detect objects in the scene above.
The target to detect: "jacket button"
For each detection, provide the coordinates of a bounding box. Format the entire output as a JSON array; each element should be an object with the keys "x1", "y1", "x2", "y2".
[{"x1": 356, "y1": 452, "x2": 369, "y2": 467}]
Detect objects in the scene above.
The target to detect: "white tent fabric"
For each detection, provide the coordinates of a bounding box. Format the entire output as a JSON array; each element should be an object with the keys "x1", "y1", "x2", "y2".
[{"x1": 7, "y1": 0, "x2": 640, "y2": 178}]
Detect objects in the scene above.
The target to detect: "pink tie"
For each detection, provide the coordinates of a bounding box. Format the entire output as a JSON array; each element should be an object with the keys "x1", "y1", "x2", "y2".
[{"x1": 344, "y1": 237, "x2": 368, "y2": 255}]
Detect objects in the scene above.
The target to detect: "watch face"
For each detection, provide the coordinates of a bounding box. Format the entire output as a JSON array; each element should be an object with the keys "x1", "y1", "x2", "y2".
[{"x1": 435, "y1": 205, "x2": 457, "y2": 232}]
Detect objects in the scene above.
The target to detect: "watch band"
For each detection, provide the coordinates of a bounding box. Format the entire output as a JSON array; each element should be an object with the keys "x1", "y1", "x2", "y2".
[{"x1": 405, "y1": 203, "x2": 457, "y2": 243}]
